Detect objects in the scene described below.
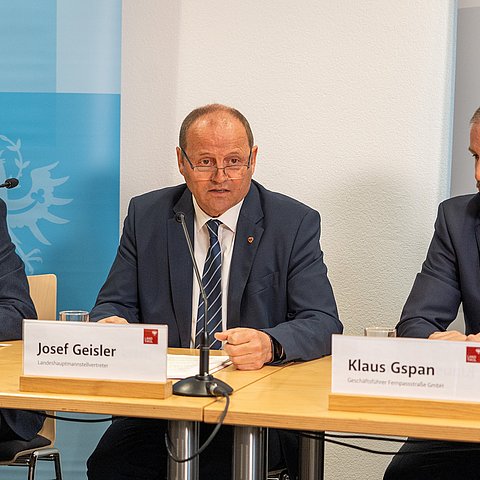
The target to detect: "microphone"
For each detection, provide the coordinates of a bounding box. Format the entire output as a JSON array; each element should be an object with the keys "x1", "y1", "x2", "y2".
[
  {"x1": 0, "y1": 178, "x2": 19, "y2": 189},
  {"x1": 172, "y1": 211, "x2": 233, "y2": 397}
]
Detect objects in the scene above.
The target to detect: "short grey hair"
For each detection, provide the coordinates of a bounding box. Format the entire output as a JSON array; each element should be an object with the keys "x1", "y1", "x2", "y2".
[
  {"x1": 470, "y1": 107, "x2": 480, "y2": 125},
  {"x1": 179, "y1": 104, "x2": 254, "y2": 150}
]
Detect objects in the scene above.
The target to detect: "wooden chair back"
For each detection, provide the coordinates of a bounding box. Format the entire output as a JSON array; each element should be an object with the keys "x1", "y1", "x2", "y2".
[{"x1": 27, "y1": 274, "x2": 57, "y2": 320}]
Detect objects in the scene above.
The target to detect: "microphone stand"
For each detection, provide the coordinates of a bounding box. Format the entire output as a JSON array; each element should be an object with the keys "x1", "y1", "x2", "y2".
[{"x1": 173, "y1": 212, "x2": 233, "y2": 397}]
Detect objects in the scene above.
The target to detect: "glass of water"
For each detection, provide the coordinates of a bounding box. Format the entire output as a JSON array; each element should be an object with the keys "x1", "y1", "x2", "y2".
[
  {"x1": 59, "y1": 310, "x2": 90, "y2": 322},
  {"x1": 364, "y1": 327, "x2": 396, "y2": 337}
]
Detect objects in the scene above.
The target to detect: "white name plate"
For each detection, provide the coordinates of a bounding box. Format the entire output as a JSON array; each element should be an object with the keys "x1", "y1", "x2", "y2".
[
  {"x1": 23, "y1": 320, "x2": 168, "y2": 382},
  {"x1": 332, "y1": 334, "x2": 480, "y2": 402}
]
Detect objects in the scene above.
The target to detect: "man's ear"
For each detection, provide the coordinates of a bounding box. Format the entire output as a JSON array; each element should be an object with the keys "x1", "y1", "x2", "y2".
[
  {"x1": 249, "y1": 145, "x2": 258, "y2": 174},
  {"x1": 176, "y1": 147, "x2": 185, "y2": 175}
]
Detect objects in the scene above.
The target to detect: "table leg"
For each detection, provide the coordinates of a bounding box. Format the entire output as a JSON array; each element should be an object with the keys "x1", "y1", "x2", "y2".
[
  {"x1": 233, "y1": 425, "x2": 268, "y2": 480},
  {"x1": 167, "y1": 420, "x2": 200, "y2": 480},
  {"x1": 299, "y1": 432, "x2": 324, "y2": 480}
]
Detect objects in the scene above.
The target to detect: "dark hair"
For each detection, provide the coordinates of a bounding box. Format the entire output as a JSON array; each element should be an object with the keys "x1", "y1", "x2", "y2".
[{"x1": 179, "y1": 104, "x2": 254, "y2": 150}]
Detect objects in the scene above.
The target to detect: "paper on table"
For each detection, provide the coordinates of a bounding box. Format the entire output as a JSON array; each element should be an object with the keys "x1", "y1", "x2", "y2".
[{"x1": 167, "y1": 354, "x2": 231, "y2": 379}]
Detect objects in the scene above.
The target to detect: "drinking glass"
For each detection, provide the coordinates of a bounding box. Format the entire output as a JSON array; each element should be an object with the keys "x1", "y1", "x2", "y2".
[
  {"x1": 59, "y1": 310, "x2": 89, "y2": 322},
  {"x1": 364, "y1": 327, "x2": 396, "y2": 337}
]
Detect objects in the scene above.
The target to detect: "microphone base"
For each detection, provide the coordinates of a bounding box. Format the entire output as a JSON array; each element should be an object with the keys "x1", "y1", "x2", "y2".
[{"x1": 173, "y1": 374, "x2": 233, "y2": 397}]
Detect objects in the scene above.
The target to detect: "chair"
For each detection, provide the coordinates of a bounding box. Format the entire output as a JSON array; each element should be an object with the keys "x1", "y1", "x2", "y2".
[
  {"x1": 0, "y1": 416, "x2": 62, "y2": 480},
  {"x1": 268, "y1": 469, "x2": 290, "y2": 480},
  {"x1": 27, "y1": 273, "x2": 57, "y2": 320},
  {"x1": 0, "y1": 274, "x2": 62, "y2": 479}
]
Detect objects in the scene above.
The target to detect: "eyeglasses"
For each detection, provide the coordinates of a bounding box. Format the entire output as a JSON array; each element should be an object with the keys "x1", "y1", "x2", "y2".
[{"x1": 180, "y1": 147, "x2": 252, "y2": 179}]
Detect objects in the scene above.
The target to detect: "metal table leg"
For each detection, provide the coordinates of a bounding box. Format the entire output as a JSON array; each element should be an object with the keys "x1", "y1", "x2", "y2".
[
  {"x1": 167, "y1": 420, "x2": 200, "y2": 480},
  {"x1": 299, "y1": 432, "x2": 324, "y2": 480},
  {"x1": 233, "y1": 425, "x2": 268, "y2": 480}
]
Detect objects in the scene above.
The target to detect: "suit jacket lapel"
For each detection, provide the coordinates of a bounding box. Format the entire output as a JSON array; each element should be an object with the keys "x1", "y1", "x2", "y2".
[
  {"x1": 476, "y1": 222, "x2": 480, "y2": 263},
  {"x1": 168, "y1": 189, "x2": 194, "y2": 347},
  {"x1": 228, "y1": 183, "x2": 264, "y2": 328}
]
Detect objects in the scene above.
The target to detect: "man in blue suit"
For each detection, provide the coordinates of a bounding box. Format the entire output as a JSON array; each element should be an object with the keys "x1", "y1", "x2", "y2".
[
  {"x1": 0, "y1": 198, "x2": 44, "y2": 445},
  {"x1": 87, "y1": 104, "x2": 342, "y2": 479},
  {"x1": 384, "y1": 107, "x2": 480, "y2": 479}
]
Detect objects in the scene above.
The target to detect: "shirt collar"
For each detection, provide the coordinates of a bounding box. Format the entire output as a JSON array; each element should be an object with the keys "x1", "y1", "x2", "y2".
[{"x1": 192, "y1": 196, "x2": 243, "y2": 234}]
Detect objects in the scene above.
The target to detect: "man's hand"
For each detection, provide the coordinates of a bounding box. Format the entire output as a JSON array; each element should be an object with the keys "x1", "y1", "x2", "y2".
[
  {"x1": 466, "y1": 333, "x2": 480, "y2": 342},
  {"x1": 214, "y1": 328, "x2": 273, "y2": 370},
  {"x1": 98, "y1": 316, "x2": 129, "y2": 324},
  {"x1": 428, "y1": 330, "x2": 467, "y2": 341}
]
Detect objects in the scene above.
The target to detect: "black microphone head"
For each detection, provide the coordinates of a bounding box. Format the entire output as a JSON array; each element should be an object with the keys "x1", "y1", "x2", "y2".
[
  {"x1": 3, "y1": 178, "x2": 19, "y2": 189},
  {"x1": 175, "y1": 212, "x2": 185, "y2": 223}
]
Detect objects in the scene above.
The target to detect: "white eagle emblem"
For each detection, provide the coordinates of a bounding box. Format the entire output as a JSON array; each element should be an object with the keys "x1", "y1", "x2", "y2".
[{"x1": 0, "y1": 134, "x2": 72, "y2": 274}]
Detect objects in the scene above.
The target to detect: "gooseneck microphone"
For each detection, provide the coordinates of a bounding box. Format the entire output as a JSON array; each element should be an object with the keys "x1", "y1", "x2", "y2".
[
  {"x1": 173, "y1": 212, "x2": 233, "y2": 397},
  {"x1": 0, "y1": 178, "x2": 19, "y2": 189}
]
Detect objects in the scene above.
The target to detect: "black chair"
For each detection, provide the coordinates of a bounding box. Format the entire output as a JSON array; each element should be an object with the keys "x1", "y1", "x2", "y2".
[
  {"x1": 0, "y1": 412, "x2": 62, "y2": 479},
  {"x1": 268, "y1": 468, "x2": 290, "y2": 480}
]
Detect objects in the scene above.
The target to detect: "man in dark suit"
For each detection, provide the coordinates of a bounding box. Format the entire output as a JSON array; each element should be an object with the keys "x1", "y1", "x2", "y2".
[
  {"x1": 87, "y1": 104, "x2": 342, "y2": 479},
  {"x1": 0, "y1": 197, "x2": 44, "y2": 444},
  {"x1": 384, "y1": 107, "x2": 480, "y2": 479}
]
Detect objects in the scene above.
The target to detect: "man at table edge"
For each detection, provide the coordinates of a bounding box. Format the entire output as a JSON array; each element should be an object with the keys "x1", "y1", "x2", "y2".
[
  {"x1": 86, "y1": 103, "x2": 342, "y2": 479},
  {"x1": 384, "y1": 106, "x2": 480, "y2": 479},
  {"x1": 0, "y1": 197, "x2": 45, "y2": 449}
]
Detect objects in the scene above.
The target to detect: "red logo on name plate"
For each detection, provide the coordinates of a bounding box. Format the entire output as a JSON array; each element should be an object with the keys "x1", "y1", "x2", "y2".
[
  {"x1": 466, "y1": 346, "x2": 480, "y2": 363},
  {"x1": 144, "y1": 329, "x2": 159, "y2": 345}
]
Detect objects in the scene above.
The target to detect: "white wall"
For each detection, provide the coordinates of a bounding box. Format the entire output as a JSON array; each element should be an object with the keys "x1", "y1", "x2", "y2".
[
  {"x1": 121, "y1": 1, "x2": 456, "y2": 478},
  {"x1": 451, "y1": 1, "x2": 480, "y2": 197}
]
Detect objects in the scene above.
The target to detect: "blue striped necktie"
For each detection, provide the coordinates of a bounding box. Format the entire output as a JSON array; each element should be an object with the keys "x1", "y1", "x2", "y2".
[{"x1": 195, "y1": 219, "x2": 223, "y2": 349}]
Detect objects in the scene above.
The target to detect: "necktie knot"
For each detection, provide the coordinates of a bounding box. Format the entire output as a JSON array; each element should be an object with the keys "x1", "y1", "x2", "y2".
[{"x1": 207, "y1": 219, "x2": 221, "y2": 241}]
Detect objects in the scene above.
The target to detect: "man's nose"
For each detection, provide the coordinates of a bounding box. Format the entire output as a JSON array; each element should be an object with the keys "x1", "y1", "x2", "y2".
[{"x1": 211, "y1": 166, "x2": 228, "y2": 181}]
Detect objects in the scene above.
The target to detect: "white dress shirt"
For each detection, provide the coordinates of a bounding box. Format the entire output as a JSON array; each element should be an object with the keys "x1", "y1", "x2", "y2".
[{"x1": 190, "y1": 197, "x2": 243, "y2": 347}]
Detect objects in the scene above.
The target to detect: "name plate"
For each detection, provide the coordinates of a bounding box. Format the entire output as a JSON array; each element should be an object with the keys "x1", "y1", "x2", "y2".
[
  {"x1": 23, "y1": 320, "x2": 168, "y2": 382},
  {"x1": 331, "y1": 334, "x2": 480, "y2": 402}
]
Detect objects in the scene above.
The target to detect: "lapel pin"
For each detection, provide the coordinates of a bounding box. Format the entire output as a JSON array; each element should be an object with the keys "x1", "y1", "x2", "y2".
[{"x1": 247, "y1": 236, "x2": 254, "y2": 244}]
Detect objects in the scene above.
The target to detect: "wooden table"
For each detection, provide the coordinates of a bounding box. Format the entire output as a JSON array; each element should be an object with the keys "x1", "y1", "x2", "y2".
[
  {"x1": 0, "y1": 341, "x2": 283, "y2": 480},
  {"x1": 204, "y1": 356, "x2": 480, "y2": 479},
  {"x1": 7, "y1": 342, "x2": 480, "y2": 480}
]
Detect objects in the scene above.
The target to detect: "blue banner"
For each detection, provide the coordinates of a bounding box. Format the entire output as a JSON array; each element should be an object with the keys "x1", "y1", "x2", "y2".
[
  {"x1": 0, "y1": 1, "x2": 121, "y2": 478},
  {"x1": 0, "y1": 92, "x2": 120, "y2": 312},
  {"x1": 0, "y1": 0, "x2": 121, "y2": 312}
]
